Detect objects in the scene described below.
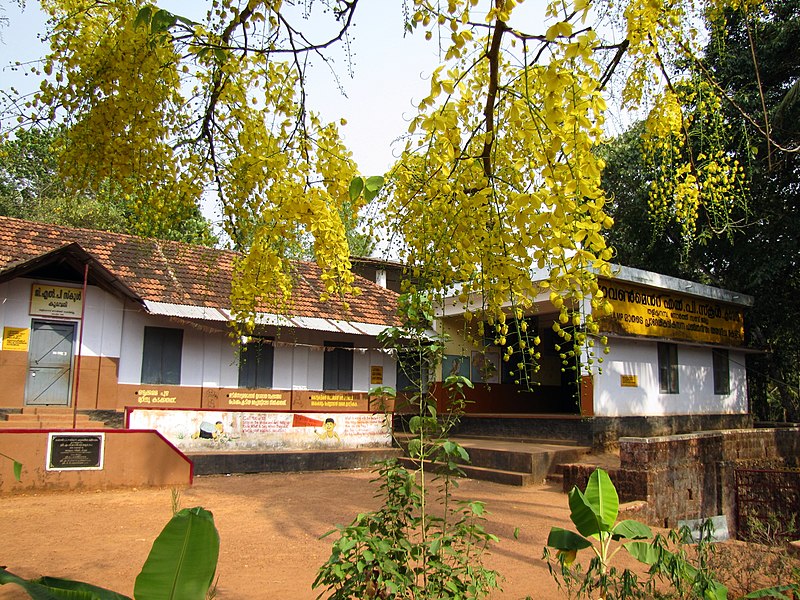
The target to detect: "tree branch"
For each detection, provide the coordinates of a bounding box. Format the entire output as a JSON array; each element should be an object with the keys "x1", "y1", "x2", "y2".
[{"x1": 482, "y1": 16, "x2": 508, "y2": 179}]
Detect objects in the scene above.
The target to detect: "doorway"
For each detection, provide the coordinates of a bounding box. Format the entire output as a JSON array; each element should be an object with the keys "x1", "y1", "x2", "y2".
[{"x1": 25, "y1": 320, "x2": 76, "y2": 406}]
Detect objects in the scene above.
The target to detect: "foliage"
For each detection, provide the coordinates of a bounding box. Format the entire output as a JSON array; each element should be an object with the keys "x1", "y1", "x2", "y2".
[
  {"x1": 709, "y1": 515, "x2": 800, "y2": 597},
  {"x1": 314, "y1": 294, "x2": 501, "y2": 599},
  {"x1": 544, "y1": 469, "x2": 800, "y2": 599},
  {"x1": 314, "y1": 459, "x2": 499, "y2": 599},
  {"x1": 0, "y1": 125, "x2": 216, "y2": 244},
  {"x1": 0, "y1": 506, "x2": 220, "y2": 600},
  {"x1": 544, "y1": 468, "x2": 658, "y2": 599},
  {"x1": 600, "y1": 0, "x2": 800, "y2": 420},
  {"x1": 0, "y1": 450, "x2": 22, "y2": 481}
]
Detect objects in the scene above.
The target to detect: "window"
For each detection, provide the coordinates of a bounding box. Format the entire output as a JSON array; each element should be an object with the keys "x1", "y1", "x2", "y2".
[
  {"x1": 141, "y1": 327, "x2": 183, "y2": 385},
  {"x1": 323, "y1": 342, "x2": 353, "y2": 391},
  {"x1": 238, "y1": 338, "x2": 274, "y2": 389},
  {"x1": 658, "y1": 342, "x2": 679, "y2": 394},
  {"x1": 713, "y1": 348, "x2": 730, "y2": 395}
]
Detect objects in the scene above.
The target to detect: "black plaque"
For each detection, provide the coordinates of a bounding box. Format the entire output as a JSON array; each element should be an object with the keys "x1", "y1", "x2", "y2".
[{"x1": 48, "y1": 434, "x2": 104, "y2": 470}]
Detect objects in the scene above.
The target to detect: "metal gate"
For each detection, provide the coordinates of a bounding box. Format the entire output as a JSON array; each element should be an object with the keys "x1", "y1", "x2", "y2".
[
  {"x1": 25, "y1": 320, "x2": 76, "y2": 406},
  {"x1": 734, "y1": 468, "x2": 800, "y2": 541}
]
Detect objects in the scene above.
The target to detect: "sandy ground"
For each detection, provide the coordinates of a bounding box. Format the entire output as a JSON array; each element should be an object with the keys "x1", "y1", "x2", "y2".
[{"x1": 0, "y1": 469, "x2": 643, "y2": 600}]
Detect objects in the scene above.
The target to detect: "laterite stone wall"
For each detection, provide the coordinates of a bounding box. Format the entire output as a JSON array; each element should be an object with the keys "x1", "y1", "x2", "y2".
[{"x1": 563, "y1": 428, "x2": 800, "y2": 534}]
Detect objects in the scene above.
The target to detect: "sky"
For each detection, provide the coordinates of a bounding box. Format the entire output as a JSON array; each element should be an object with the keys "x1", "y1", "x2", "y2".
[{"x1": 0, "y1": 1, "x2": 447, "y2": 177}]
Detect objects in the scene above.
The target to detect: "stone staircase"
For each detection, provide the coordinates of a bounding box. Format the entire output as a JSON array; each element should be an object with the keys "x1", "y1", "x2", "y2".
[
  {"x1": 0, "y1": 407, "x2": 107, "y2": 429},
  {"x1": 397, "y1": 434, "x2": 592, "y2": 486}
]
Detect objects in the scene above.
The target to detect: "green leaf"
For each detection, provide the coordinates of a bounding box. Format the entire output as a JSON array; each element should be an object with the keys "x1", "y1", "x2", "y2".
[
  {"x1": 430, "y1": 537, "x2": 442, "y2": 554},
  {"x1": 744, "y1": 584, "x2": 798, "y2": 598},
  {"x1": 348, "y1": 177, "x2": 364, "y2": 202},
  {"x1": 364, "y1": 175, "x2": 384, "y2": 191},
  {"x1": 13, "y1": 460, "x2": 22, "y2": 481},
  {"x1": 134, "y1": 6, "x2": 153, "y2": 29},
  {"x1": 567, "y1": 487, "x2": 602, "y2": 538},
  {"x1": 612, "y1": 519, "x2": 652, "y2": 541},
  {"x1": 0, "y1": 568, "x2": 131, "y2": 600},
  {"x1": 584, "y1": 469, "x2": 619, "y2": 531},
  {"x1": 368, "y1": 385, "x2": 395, "y2": 398},
  {"x1": 407, "y1": 438, "x2": 422, "y2": 459},
  {"x1": 150, "y1": 9, "x2": 177, "y2": 34},
  {"x1": 133, "y1": 507, "x2": 220, "y2": 600},
  {"x1": 513, "y1": 527, "x2": 520, "y2": 540},
  {"x1": 706, "y1": 580, "x2": 728, "y2": 600},
  {"x1": 623, "y1": 540, "x2": 662, "y2": 565},
  {"x1": 362, "y1": 176, "x2": 384, "y2": 202},
  {"x1": 444, "y1": 374, "x2": 474, "y2": 389},
  {"x1": 455, "y1": 444, "x2": 469, "y2": 462},
  {"x1": 213, "y1": 48, "x2": 227, "y2": 64},
  {"x1": 546, "y1": 527, "x2": 592, "y2": 551}
]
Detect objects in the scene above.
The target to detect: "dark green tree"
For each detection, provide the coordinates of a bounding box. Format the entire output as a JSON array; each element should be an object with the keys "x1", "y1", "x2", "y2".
[
  {"x1": 0, "y1": 126, "x2": 217, "y2": 245},
  {"x1": 601, "y1": 0, "x2": 800, "y2": 420}
]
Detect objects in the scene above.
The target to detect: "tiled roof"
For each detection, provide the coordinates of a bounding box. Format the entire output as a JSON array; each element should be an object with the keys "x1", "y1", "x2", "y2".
[{"x1": 0, "y1": 216, "x2": 400, "y2": 326}]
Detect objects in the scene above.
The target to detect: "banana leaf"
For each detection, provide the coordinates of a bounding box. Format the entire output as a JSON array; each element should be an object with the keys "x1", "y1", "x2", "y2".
[
  {"x1": 133, "y1": 507, "x2": 219, "y2": 600},
  {"x1": 0, "y1": 568, "x2": 131, "y2": 600}
]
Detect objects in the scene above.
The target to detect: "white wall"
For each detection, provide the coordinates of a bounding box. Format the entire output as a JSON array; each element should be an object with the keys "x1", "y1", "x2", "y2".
[
  {"x1": 0, "y1": 278, "x2": 125, "y2": 359},
  {"x1": 1, "y1": 277, "x2": 396, "y2": 392},
  {"x1": 593, "y1": 337, "x2": 748, "y2": 417}
]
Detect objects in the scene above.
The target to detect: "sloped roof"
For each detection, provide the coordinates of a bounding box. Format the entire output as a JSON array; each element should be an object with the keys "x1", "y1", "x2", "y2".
[{"x1": 0, "y1": 216, "x2": 400, "y2": 327}]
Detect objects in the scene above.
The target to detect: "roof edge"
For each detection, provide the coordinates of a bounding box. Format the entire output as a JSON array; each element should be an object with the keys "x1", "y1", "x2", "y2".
[
  {"x1": 606, "y1": 264, "x2": 754, "y2": 307},
  {"x1": 0, "y1": 242, "x2": 144, "y2": 306}
]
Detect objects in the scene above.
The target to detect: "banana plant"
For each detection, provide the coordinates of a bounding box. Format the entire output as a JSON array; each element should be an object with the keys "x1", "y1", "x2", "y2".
[
  {"x1": 547, "y1": 468, "x2": 653, "y2": 575},
  {"x1": 0, "y1": 506, "x2": 219, "y2": 600},
  {"x1": 547, "y1": 468, "x2": 732, "y2": 600}
]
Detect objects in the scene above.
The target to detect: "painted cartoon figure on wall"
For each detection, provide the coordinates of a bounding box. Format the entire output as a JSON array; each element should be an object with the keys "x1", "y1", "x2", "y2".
[
  {"x1": 315, "y1": 418, "x2": 341, "y2": 443},
  {"x1": 193, "y1": 420, "x2": 227, "y2": 441}
]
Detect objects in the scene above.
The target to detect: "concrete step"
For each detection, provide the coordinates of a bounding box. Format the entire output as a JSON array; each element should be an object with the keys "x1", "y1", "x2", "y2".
[
  {"x1": 20, "y1": 407, "x2": 76, "y2": 415},
  {"x1": 1, "y1": 410, "x2": 106, "y2": 429},
  {"x1": 0, "y1": 420, "x2": 43, "y2": 429},
  {"x1": 395, "y1": 435, "x2": 591, "y2": 486},
  {"x1": 450, "y1": 433, "x2": 584, "y2": 447},
  {"x1": 397, "y1": 456, "x2": 535, "y2": 486}
]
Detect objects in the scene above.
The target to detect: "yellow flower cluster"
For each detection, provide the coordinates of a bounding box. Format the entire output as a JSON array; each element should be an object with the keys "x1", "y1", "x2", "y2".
[
  {"x1": 28, "y1": 0, "x2": 360, "y2": 337},
  {"x1": 14, "y1": 0, "x2": 761, "y2": 358},
  {"x1": 643, "y1": 81, "x2": 748, "y2": 245},
  {"x1": 389, "y1": 0, "x2": 614, "y2": 376}
]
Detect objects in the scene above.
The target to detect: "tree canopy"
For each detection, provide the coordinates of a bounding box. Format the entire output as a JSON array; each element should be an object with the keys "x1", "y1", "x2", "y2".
[
  {"x1": 0, "y1": 0, "x2": 786, "y2": 359},
  {"x1": 0, "y1": 124, "x2": 218, "y2": 243},
  {"x1": 602, "y1": 0, "x2": 800, "y2": 418}
]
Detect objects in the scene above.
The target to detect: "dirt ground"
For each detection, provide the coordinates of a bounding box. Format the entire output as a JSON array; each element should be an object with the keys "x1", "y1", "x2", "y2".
[{"x1": 0, "y1": 469, "x2": 645, "y2": 600}]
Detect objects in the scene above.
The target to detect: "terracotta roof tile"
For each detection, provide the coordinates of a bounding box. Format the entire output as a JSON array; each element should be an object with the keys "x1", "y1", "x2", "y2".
[{"x1": 0, "y1": 217, "x2": 400, "y2": 327}]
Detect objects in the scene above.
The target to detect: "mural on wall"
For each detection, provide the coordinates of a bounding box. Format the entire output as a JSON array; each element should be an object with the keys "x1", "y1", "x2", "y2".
[{"x1": 127, "y1": 408, "x2": 392, "y2": 452}]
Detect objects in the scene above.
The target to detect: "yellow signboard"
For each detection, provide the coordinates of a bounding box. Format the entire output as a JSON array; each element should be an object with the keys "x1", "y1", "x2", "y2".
[
  {"x1": 2, "y1": 327, "x2": 30, "y2": 351},
  {"x1": 596, "y1": 279, "x2": 745, "y2": 346},
  {"x1": 30, "y1": 284, "x2": 83, "y2": 318},
  {"x1": 620, "y1": 374, "x2": 638, "y2": 387},
  {"x1": 370, "y1": 365, "x2": 384, "y2": 385}
]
